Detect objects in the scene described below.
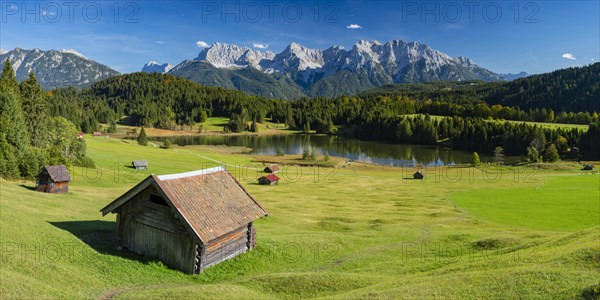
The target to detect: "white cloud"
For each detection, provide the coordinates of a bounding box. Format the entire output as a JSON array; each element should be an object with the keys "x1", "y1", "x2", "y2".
[
  {"x1": 155, "y1": 41, "x2": 165, "y2": 44},
  {"x1": 41, "y1": 10, "x2": 56, "y2": 16},
  {"x1": 196, "y1": 41, "x2": 209, "y2": 48},
  {"x1": 253, "y1": 43, "x2": 268, "y2": 49},
  {"x1": 346, "y1": 24, "x2": 362, "y2": 29},
  {"x1": 562, "y1": 53, "x2": 576, "y2": 60}
]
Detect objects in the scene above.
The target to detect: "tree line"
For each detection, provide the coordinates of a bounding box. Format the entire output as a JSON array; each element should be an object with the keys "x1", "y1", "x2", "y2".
[
  {"x1": 2, "y1": 65, "x2": 598, "y2": 180},
  {"x1": 0, "y1": 60, "x2": 94, "y2": 180}
]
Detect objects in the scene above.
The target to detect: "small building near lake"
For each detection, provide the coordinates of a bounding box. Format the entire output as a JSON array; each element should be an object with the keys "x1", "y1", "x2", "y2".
[
  {"x1": 132, "y1": 160, "x2": 148, "y2": 170},
  {"x1": 36, "y1": 165, "x2": 71, "y2": 194},
  {"x1": 263, "y1": 165, "x2": 280, "y2": 174},
  {"x1": 413, "y1": 170, "x2": 424, "y2": 180},
  {"x1": 582, "y1": 164, "x2": 595, "y2": 171},
  {"x1": 258, "y1": 174, "x2": 280, "y2": 185},
  {"x1": 100, "y1": 166, "x2": 268, "y2": 274}
]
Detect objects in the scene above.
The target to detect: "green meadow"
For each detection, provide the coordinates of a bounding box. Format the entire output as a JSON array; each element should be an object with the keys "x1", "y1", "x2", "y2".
[
  {"x1": 404, "y1": 114, "x2": 589, "y2": 131},
  {"x1": 1, "y1": 137, "x2": 598, "y2": 299}
]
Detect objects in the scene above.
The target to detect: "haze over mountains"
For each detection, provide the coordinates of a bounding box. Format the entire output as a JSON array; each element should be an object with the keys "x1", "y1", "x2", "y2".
[{"x1": 0, "y1": 48, "x2": 119, "y2": 90}]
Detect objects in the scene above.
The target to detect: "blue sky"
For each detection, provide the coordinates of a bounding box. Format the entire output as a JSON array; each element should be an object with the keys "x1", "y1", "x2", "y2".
[{"x1": 1, "y1": 0, "x2": 598, "y2": 74}]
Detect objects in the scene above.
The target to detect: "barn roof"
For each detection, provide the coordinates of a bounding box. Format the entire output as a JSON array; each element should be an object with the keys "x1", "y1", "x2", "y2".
[
  {"x1": 100, "y1": 166, "x2": 268, "y2": 243},
  {"x1": 132, "y1": 160, "x2": 148, "y2": 167},
  {"x1": 261, "y1": 174, "x2": 280, "y2": 182},
  {"x1": 39, "y1": 165, "x2": 71, "y2": 182},
  {"x1": 264, "y1": 165, "x2": 280, "y2": 172}
]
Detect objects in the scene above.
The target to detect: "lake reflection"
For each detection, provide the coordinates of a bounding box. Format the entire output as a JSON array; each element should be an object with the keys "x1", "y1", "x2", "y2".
[{"x1": 151, "y1": 134, "x2": 503, "y2": 167}]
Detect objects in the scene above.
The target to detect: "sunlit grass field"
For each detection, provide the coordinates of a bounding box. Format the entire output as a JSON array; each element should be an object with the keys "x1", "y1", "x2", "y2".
[{"x1": 0, "y1": 137, "x2": 598, "y2": 299}]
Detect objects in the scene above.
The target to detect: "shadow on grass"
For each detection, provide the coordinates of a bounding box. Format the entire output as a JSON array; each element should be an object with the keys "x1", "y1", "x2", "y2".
[
  {"x1": 48, "y1": 220, "x2": 147, "y2": 262},
  {"x1": 19, "y1": 184, "x2": 36, "y2": 191}
]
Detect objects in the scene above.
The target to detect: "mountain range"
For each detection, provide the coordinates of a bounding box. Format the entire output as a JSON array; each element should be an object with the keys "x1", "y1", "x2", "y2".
[
  {"x1": 0, "y1": 48, "x2": 119, "y2": 90},
  {"x1": 162, "y1": 40, "x2": 504, "y2": 98},
  {"x1": 0, "y1": 41, "x2": 523, "y2": 98}
]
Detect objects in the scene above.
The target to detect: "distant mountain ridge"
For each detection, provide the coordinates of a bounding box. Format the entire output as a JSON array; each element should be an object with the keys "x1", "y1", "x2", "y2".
[
  {"x1": 500, "y1": 72, "x2": 529, "y2": 81},
  {"x1": 0, "y1": 48, "x2": 119, "y2": 90},
  {"x1": 158, "y1": 40, "x2": 505, "y2": 99},
  {"x1": 142, "y1": 61, "x2": 174, "y2": 73}
]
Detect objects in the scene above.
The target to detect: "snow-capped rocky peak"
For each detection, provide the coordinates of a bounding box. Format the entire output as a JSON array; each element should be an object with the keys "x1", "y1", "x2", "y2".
[
  {"x1": 142, "y1": 61, "x2": 174, "y2": 73},
  {"x1": 0, "y1": 48, "x2": 6, "y2": 55},
  {"x1": 195, "y1": 42, "x2": 271, "y2": 69},
  {"x1": 0, "y1": 48, "x2": 119, "y2": 89},
  {"x1": 265, "y1": 42, "x2": 326, "y2": 72},
  {"x1": 60, "y1": 49, "x2": 88, "y2": 59},
  {"x1": 175, "y1": 39, "x2": 503, "y2": 88}
]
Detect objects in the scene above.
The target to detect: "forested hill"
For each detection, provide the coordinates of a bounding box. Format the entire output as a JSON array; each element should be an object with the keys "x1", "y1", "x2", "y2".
[
  {"x1": 87, "y1": 72, "x2": 270, "y2": 128},
  {"x1": 361, "y1": 63, "x2": 600, "y2": 113}
]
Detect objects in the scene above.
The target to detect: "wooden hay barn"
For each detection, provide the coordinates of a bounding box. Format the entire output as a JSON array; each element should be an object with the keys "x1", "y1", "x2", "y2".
[
  {"x1": 36, "y1": 165, "x2": 71, "y2": 193},
  {"x1": 413, "y1": 171, "x2": 424, "y2": 180},
  {"x1": 582, "y1": 164, "x2": 595, "y2": 171},
  {"x1": 258, "y1": 174, "x2": 280, "y2": 185},
  {"x1": 132, "y1": 160, "x2": 148, "y2": 170},
  {"x1": 263, "y1": 165, "x2": 280, "y2": 173},
  {"x1": 100, "y1": 166, "x2": 268, "y2": 274}
]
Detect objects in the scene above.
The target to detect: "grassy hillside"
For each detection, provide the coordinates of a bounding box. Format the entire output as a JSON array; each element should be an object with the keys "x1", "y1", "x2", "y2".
[{"x1": 1, "y1": 137, "x2": 598, "y2": 298}]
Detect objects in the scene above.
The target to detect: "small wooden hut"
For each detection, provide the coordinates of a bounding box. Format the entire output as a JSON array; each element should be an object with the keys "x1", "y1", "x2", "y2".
[
  {"x1": 582, "y1": 164, "x2": 595, "y2": 171},
  {"x1": 413, "y1": 170, "x2": 424, "y2": 180},
  {"x1": 36, "y1": 165, "x2": 71, "y2": 193},
  {"x1": 258, "y1": 174, "x2": 280, "y2": 185},
  {"x1": 132, "y1": 160, "x2": 148, "y2": 170},
  {"x1": 263, "y1": 165, "x2": 280, "y2": 173},
  {"x1": 100, "y1": 166, "x2": 268, "y2": 274},
  {"x1": 93, "y1": 132, "x2": 102, "y2": 137}
]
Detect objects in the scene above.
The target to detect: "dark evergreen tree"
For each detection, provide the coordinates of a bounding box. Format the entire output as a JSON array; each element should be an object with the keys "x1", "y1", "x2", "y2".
[
  {"x1": 20, "y1": 72, "x2": 48, "y2": 147},
  {"x1": 137, "y1": 127, "x2": 148, "y2": 146}
]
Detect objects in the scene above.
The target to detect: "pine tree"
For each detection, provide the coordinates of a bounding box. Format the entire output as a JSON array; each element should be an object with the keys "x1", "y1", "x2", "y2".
[
  {"x1": 302, "y1": 148, "x2": 311, "y2": 161},
  {"x1": 199, "y1": 111, "x2": 208, "y2": 123},
  {"x1": 526, "y1": 146, "x2": 541, "y2": 163},
  {"x1": 0, "y1": 72, "x2": 30, "y2": 178},
  {"x1": 0, "y1": 59, "x2": 19, "y2": 94},
  {"x1": 163, "y1": 139, "x2": 172, "y2": 149},
  {"x1": 20, "y1": 72, "x2": 48, "y2": 147},
  {"x1": 543, "y1": 144, "x2": 559, "y2": 162},
  {"x1": 472, "y1": 152, "x2": 481, "y2": 166},
  {"x1": 493, "y1": 146, "x2": 504, "y2": 164},
  {"x1": 324, "y1": 150, "x2": 330, "y2": 161},
  {"x1": 137, "y1": 127, "x2": 148, "y2": 146}
]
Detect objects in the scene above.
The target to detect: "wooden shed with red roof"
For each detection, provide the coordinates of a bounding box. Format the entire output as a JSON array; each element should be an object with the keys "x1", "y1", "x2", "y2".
[
  {"x1": 258, "y1": 174, "x2": 280, "y2": 185},
  {"x1": 100, "y1": 166, "x2": 268, "y2": 274}
]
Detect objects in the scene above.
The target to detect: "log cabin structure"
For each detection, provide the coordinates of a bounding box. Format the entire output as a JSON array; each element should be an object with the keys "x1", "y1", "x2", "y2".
[
  {"x1": 263, "y1": 165, "x2": 280, "y2": 174},
  {"x1": 100, "y1": 166, "x2": 268, "y2": 274},
  {"x1": 36, "y1": 165, "x2": 71, "y2": 193},
  {"x1": 413, "y1": 170, "x2": 424, "y2": 180},
  {"x1": 582, "y1": 164, "x2": 595, "y2": 171},
  {"x1": 258, "y1": 174, "x2": 280, "y2": 185},
  {"x1": 132, "y1": 160, "x2": 148, "y2": 170}
]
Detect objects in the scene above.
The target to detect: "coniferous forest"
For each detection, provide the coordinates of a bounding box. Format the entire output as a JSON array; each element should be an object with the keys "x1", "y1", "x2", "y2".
[{"x1": 1, "y1": 60, "x2": 599, "y2": 180}]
